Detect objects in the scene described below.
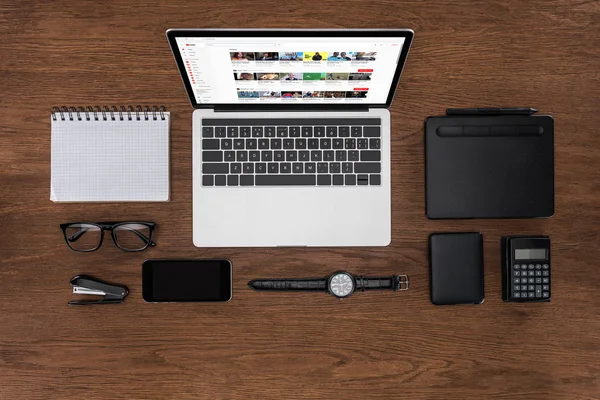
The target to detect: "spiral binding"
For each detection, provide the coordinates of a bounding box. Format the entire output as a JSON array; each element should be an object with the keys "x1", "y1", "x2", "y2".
[{"x1": 51, "y1": 105, "x2": 167, "y2": 121}]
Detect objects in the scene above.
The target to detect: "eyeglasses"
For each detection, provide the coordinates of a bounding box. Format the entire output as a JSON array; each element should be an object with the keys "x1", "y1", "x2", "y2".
[{"x1": 60, "y1": 222, "x2": 156, "y2": 252}]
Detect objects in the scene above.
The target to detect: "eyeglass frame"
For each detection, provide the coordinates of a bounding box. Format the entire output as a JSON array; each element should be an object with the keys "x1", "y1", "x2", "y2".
[{"x1": 60, "y1": 221, "x2": 157, "y2": 252}]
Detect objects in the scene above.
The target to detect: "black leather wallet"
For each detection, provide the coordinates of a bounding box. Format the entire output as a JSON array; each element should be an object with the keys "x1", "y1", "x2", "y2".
[{"x1": 429, "y1": 232, "x2": 484, "y2": 305}]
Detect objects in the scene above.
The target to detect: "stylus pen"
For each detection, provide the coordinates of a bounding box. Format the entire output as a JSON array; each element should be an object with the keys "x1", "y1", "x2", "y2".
[{"x1": 446, "y1": 107, "x2": 538, "y2": 116}]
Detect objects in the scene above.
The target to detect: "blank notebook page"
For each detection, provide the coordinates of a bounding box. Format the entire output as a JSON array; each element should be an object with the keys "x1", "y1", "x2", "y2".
[{"x1": 50, "y1": 114, "x2": 170, "y2": 202}]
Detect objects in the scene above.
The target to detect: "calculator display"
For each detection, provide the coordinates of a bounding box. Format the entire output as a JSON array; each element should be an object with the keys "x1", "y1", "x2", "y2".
[{"x1": 515, "y1": 248, "x2": 547, "y2": 260}]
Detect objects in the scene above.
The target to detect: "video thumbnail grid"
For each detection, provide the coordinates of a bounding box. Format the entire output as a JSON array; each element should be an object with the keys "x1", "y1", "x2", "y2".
[
  {"x1": 233, "y1": 72, "x2": 372, "y2": 81},
  {"x1": 230, "y1": 51, "x2": 377, "y2": 62},
  {"x1": 236, "y1": 90, "x2": 369, "y2": 100}
]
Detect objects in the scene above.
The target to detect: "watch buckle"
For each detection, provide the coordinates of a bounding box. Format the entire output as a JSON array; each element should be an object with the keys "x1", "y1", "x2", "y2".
[{"x1": 396, "y1": 275, "x2": 409, "y2": 291}]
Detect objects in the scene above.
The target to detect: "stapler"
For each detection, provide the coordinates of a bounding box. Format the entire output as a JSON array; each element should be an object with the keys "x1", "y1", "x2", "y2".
[{"x1": 69, "y1": 275, "x2": 129, "y2": 305}]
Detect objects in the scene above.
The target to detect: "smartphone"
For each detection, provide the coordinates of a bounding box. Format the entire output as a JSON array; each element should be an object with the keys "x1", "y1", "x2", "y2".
[{"x1": 142, "y1": 259, "x2": 232, "y2": 302}]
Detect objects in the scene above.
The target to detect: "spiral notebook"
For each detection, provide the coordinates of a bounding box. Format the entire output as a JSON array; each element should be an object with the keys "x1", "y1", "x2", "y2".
[{"x1": 50, "y1": 106, "x2": 170, "y2": 202}]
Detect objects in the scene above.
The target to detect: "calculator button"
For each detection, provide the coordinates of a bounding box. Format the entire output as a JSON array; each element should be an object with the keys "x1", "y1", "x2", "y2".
[
  {"x1": 513, "y1": 285, "x2": 520, "y2": 292},
  {"x1": 543, "y1": 270, "x2": 549, "y2": 276},
  {"x1": 514, "y1": 271, "x2": 520, "y2": 277},
  {"x1": 528, "y1": 264, "x2": 534, "y2": 270},
  {"x1": 542, "y1": 264, "x2": 549, "y2": 269},
  {"x1": 542, "y1": 292, "x2": 549, "y2": 298},
  {"x1": 513, "y1": 264, "x2": 520, "y2": 270},
  {"x1": 535, "y1": 286, "x2": 542, "y2": 297},
  {"x1": 528, "y1": 271, "x2": 535, "y2": 276},
  {"x1": 514, "y1": 278, "x2": 520, "y2": 284},
  {"x1": 535, "y1": 278, "x2": 542, "y2": 284},
  {"x1": 535, "y1": 270, "x2": 542, "y2": 276},
  {"x1": 542, "y1": 285, "x2": 549, "y2": 291},
  {"x1": 535, "y1": 264, "x2": 542, "y2": 270},
  {"x1": 528, "y1": 292, "x2": 535, "y2": 298},
  {"x1": 513, "y1": 292, "x2": 521, "y2": 298},
  {"x1": 526, "y1": 278, "x2": 532, "y2": 284},
  {"x1": 528, "y1": 285, "x2": 535, "y2": 291},
  {"x1": 542, "y1": 277, "x2": 549, "y2": 284}
]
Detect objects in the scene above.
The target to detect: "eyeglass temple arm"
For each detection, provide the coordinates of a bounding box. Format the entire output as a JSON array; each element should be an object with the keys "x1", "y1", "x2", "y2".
[{"x1": 68, "y1": 227, "x2": 156, "y2": 247}]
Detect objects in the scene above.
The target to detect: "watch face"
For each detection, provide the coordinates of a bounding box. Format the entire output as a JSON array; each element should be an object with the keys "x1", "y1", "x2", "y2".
[{"x1": 328, "y1": 272, "x2": 355, "y2": 298}]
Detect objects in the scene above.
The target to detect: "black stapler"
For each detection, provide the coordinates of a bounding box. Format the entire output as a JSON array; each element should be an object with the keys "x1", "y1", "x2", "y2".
[{"x1": 69, "y1": 275, "x2": 129, "y2": 305}]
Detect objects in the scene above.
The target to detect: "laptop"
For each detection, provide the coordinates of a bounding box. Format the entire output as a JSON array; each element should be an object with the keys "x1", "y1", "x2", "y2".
[{"x1": 166, "y1": 29, "x2": 414, "y2": 247}]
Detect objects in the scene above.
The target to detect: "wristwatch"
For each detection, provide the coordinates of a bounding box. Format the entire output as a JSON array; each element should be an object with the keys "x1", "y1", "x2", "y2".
[{"x1": 248, "y1": 271, "x2": 409, "y2": 298}]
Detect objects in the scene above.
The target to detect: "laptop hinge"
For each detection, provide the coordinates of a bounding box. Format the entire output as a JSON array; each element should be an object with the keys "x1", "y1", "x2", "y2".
[{"x1": 213, "y1": 105, "x2": 370, "y2": 112}]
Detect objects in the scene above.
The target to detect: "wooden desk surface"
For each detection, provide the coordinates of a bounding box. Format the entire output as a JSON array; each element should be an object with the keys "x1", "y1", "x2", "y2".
[{"x1": 1, "y1": 1, "x2": 599, "y2": 399}]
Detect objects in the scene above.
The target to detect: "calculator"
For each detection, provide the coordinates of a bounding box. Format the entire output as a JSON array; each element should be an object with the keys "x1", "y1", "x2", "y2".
[{"x1": 502, "y1": 236, "x2": 551, "y2": 302}]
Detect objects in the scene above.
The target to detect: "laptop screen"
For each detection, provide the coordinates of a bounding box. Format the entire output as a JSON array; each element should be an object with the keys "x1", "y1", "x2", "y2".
[{"x1": 171, "y1": 34, "x2": 409, "y2": 106}]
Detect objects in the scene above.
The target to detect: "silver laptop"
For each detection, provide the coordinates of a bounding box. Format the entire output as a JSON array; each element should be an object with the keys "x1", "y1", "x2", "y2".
[{"x1": 167, "y1": 29, "x2": 414, "y2": 247}]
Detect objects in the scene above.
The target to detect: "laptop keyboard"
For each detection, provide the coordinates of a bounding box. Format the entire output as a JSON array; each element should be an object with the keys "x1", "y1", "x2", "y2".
[{"x1": 200, "y1": 118, "x2": 382, "y2": 186}]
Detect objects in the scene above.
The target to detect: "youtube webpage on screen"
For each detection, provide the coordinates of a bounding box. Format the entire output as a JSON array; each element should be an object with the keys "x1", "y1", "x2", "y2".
[{"x1": 175, "y1": 36, "x2": 406, "y2": 104}]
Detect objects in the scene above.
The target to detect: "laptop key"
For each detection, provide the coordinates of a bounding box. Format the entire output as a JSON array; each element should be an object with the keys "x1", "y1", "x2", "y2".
[
  {"x1": 227, "y1": 127, "x2": 239, "y2": 137},
  {"x1": 333, "y1": 174, "x2": 344, "y2": 185},
  {"x1": 222, "y1": 139, "x2": 232, "y2": 149},
  {"x1": 283, "y1": 139, "x2": 294, "y2": 149},
  {"x1": 249, "y1": 151, "x2": 260, "y2": 161},
  {"x1": 354, "y1": 162, "x2": 381, "y2": 173},
  {"x1": 271, "y1": 139, "x2": 282, "y2": 149},
  {"x1": 308, "y1": 139, "x2": 319, "y2": 149},
  {"x1": 357, "y1": 139, "x2": 368, "y2": 149},
  {"x1": 363, "y1": 126, "x2": 381, "y2": 137},
  {"x1": 240, "y1": 175, "x2": 254, "y2": 186},
  {"x1": 252, "y1": 127, "x2": 263, "y2": 137},
  {"x1": 240, "y1": 126, "x2": 251, "y2": 137},
  {"x1": 335, "y1": 150, "x2": 347, "y2": 161},
  {"x1": 215, "y1": 127, "x2": 226, "y2": 137},
  {"x1": 202, "y1": 175, "x2": 214, "y2": 186},
  {"x1": 225, "y1": 151, "x2": 235, "y2": 161},
  {"x1": 256, "y1": 175, "x2": 316, "y2": 186},
  {"x1": 305, "y1": 163, "x2": 316, "y2": 173},
  {"x1": 339, "y1": 126, "x2": 350, "y2": 137},
  {"x1": 202, "y1": 127, "x2": 214, "y2": 137},
  {"x1": 333, "y1": 138, "x2": 343, "y2": 149},
  {"x1": 246, "y1": 139, "x2": 257, "y2": 149},
  {"x1": 314, "y1": 127, "x2": 325, "y2": 137},
  {"x1": 295, "y1": 138, "x2": 307, "y2": 149},
  {"x1": 243, "y1": 163, "x2": 254, "y2": 174},
  {"x1": 330, "y1": 162, "x2": 341, "y2": 173},
  {"x1": 227, "y1": 175, "x2": 239, "y2": 186},
  {"x1": 234, "y1": 139, "x2": 244, "y2": 149},
  {"x1": 311, "y1": 150, "x2": 322, "y2": 161},
  {"x1": 203, "y1": 151, "x2": 223, "y2": 162},
  {"x1": 369, "y1": 138, "x2": 381, "y2": 149},
  {"x1": 357, "y1": 174, "x2": 369, "y2": 185},
  {"x1": 345, "y1": 139, "x2": 356, "y2": 149},
  {"x1": 231, "y1": 163, "x2": 241, "y2": 174},
  {"x1": 203, "y1": 139, "x2": 219, "y2": 150},
  {"x1": 299, "y1": 151, "x2": 309, "y2": 161},
  {"x1": 370, "y1": 174, "x2": 381, "y2": 185},
  {"x1": 317, "y1": 175, "x2": 332, "y2": 185},
  {"x1": 203, "y1": 163, "x2": 229, "y2": 174},
  {"x1": 259, "y1": 138, "x2": 269, "y2": 149},
  {"x1": 302, "y1": 126, "x2": 313, "y2": 137},
  {"x1": 256, "y1": 163, "x2": 266, "y2": 174},
  {"x1": 323, "y1": 150, "x2": 334, "y2": 161},
  {"x1": 265, "y1": 126, "x2": 276, "y2": 137},
  {"x1": 320, "y1": 139, "x2": 331, "y2": 149},
  {"x1": 293, "y1": 163, "x2": 303, "y2": 173},
  {"x1": 317, "y1": 163, "x2": 328, "y2": 173},
  {"x1": 326, "y1": 127, "x2": 337, "y2": 137},
  {"x1": 345, "y1": 174, "x2": 357, "y2": 185},
  {"x1": 351, "y1": 126, "x2": 362, "y2": 137},
  {"x1": 261, "y1": 150, "x2": 273, "y2": 162},
  {"x1": 277, "y1": 127, "x2": 288, "y2": 137},
  {"x1": 268, "y1": 163, "x2": 279, "y2": 173},
  {"x1": 236, "y1": 151, "x2": 248, "y2": 162},
  {"x1": 342, "y1": 162, "x2": 352, "y2": 173},
  {"x1": 348, "y1": 150, "x2": 359, "y2": 161},
  {"x1": 360, "y1": 150, "x2": 381, "y2": 161},
  {"x1": 274, "y1": 151, "x2": 285, "y2": 161},
  {"x1": 286, "y1": 150, "x2": 297, "y2": 161},
  {"x1": 215, "y1": 175, "x2": 226, "y2": 186},
  {"x1": 280, "y1": 163, "x2": 291, "y2": 173},
  {"x1": 290, "y1": 126, "x2": 301, "y2": 137}
]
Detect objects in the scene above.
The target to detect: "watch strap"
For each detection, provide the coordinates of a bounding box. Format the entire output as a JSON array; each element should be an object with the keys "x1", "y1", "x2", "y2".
[
  {"x1": 355, "y1": 275, "x2": 409, "y2": 291},
  {"x1": 248, "y1": 279, "x2": 327, "y2": 291}
]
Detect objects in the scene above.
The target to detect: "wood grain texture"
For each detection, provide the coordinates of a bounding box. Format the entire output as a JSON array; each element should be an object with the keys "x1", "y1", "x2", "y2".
[{"x1": 1, "y1": 0, "x2": 599, "y2": 399}]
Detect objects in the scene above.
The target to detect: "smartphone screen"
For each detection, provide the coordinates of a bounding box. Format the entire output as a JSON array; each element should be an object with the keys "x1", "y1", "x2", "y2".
[{"x1": 142, "y1": 259, "x2": 232, "y2": 302}]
